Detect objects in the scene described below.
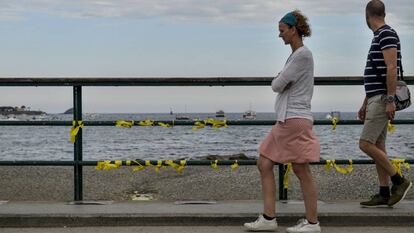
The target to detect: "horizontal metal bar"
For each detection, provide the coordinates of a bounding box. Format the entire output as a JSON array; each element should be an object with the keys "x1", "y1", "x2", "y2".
[
  {"x1": 1, "y1": 120, "x2": 414, "y2": 126},
  {"x1": 0, "y1": 76, "x2": 413, "y2": 86},
  {"x1": 0, "y1": 159, "x2": 413, "y2": 166}
]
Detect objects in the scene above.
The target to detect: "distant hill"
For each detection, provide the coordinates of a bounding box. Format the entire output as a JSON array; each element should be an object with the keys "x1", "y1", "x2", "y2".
[{"x1": 63, "y1": 108, "x2": 73, "y2": 114}]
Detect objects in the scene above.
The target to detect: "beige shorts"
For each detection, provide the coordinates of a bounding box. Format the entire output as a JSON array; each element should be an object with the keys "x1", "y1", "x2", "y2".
[{"x1": 360, "y1": 94, "x2": 388, "y2": 144}]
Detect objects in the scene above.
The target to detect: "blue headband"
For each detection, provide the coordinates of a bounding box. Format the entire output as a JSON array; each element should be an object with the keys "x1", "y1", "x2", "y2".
[{"x1": 280, "y1": 12, "x2": 297, "y2": 26}]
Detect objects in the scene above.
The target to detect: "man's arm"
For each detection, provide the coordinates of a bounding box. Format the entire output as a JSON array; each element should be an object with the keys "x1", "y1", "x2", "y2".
[
  {"x1": 383, "y1": 47, "x2": 398, "y2": 119},
  {"x1": 383, "y1": 47, "x2": 398, "y2": 96}
]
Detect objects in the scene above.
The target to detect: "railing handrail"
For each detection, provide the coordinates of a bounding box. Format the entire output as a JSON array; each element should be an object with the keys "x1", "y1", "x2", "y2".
[
  {"x1": 1, "y1": 119, "x2": 414, "y2": 126},
  {"x1": 0, "y1": 76, "x2": 413, "y2": 86}
]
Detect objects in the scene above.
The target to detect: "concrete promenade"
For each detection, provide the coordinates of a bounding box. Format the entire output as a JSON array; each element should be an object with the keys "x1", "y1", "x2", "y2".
[
  {"x1": 3, "y1": 226, "x2": 414, "y2": 233},
  {"x1": 0, "y1": 200, "x2": 413, "y2": 228}
]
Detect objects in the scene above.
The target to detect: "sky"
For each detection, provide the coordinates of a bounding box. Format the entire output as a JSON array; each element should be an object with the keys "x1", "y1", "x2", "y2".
[{"x1": 0, "y1": 0, "x2": 413, "y2": 113}]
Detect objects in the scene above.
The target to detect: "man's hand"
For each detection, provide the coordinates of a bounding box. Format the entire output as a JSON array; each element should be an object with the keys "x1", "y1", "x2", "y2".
[
  {"x1": 386, "y1": 102, "x2": 396, "y2": 120},
  {"x1": 358, "y1": 104, "x2": 367, "y2": 121}
]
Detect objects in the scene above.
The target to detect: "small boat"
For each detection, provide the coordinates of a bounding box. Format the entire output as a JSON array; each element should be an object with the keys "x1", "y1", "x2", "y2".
[
  {"x1": 243, "y1": 110, "x2": 257, "y2": 120},
  {"x1": 215, "y1": 110, "x2": 225, "y2": 118},
  {"x1": 326, "y1": 111, "x2": 341, "y2": 121},
  {"x1": 175, "y1": 115, "x2": 191, "y2": 120}
]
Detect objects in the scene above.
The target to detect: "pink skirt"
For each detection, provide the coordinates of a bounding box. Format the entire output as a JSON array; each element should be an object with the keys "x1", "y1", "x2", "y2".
[{"x1": 259, "y1": 118, "x2": 320, "y2": 164}]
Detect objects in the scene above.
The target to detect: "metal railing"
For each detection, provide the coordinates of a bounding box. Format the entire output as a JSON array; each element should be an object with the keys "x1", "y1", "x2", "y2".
[{"x1": 1, "y1": 76, "x2": 413, "y2": 201}]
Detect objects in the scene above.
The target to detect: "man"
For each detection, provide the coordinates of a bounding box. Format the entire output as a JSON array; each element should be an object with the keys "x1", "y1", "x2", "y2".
[{"x1": 359, "y1": 0, "x2": 412, "y2": 207}]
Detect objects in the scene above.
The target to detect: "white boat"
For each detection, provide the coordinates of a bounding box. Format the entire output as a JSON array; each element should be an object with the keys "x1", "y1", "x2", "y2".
[
  {"x1": 326, "y1": 111, "x2": 341, "y2": 121},
  {"x1": 175, "y1": 105, "x2": 190, "y2": 120},
  {"x1": 175, "y1": 115, "x2": 191, "y2": 120},
  {"x1": 243, "y1": 110, "x2": 257, "y2": 120}
]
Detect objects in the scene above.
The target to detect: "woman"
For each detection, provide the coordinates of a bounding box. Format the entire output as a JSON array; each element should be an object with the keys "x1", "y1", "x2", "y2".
[{"x1": 244, "y1": 10, "x2": 321, "y2": 233}]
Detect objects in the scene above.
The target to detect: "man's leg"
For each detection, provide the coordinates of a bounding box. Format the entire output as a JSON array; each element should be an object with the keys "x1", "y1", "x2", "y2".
[
  {"x1": 359, "y1": 139, "x2": 396, "y2": 176},
  {"x1": 375, "y1": 142, "x2": 390, "y2": 187}
]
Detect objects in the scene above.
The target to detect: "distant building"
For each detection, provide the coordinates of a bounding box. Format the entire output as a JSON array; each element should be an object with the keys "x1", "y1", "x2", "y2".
[{"x1": 0, "y1": 106, "x2": 15, "y2": 112}]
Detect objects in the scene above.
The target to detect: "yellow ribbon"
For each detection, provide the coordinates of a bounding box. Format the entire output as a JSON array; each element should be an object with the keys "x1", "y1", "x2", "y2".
[
  {"x1": 387, "y1": 120, "x2": 396, "y2": 133},
  {"x1": 154, "y1": 160, "x2": 163, "y2": 173},
  {"x1": 331, "y1": 117, "x2": 339, "y2": 131},
  {"x1": 70, "y1": 121, "x2": 84, "y2": 143},
  {"x1": 205, "y1": 118, "x2": 228, "y2": 129},
  {"x1": 158, "y1": 122, "x2": 173, "y2": 128},
  {"x1": 325, "y1": 160, "x2": 353, "y2": 174},
  {"x1": 132, "y1": 160, "x2": 147, "y2": 172},
  {"x1": 138, "y1": 120, "x2": 154, "y2": 126},
  {"x1": 165, "y1": 160, "x2": 186, "y2": 173},
  {"x1": 391, "y1": 159, "x2": 410, "y2": 176},
  {"x1": 231, "y1": 160, "x2": 239, "y2": 171},
  {"x1": 324, "y1": 160, "x2": 336, "y2": 172},
  {"x1": 335, "y1": 160, "x2": 353, "y2": 174},
  {"x1": 115, "y1": 120, "x2": 134, "y2": 128},
  {"x1": 192, "y1": 121, "x2": 206, "y2": 131},
  {"x1": 211, "y1": 160, "x2": 219, "y2": 169},
  {"x1": 283, "y1": 163, "x2": 292, "y2": 189},
  {"x1": 95, "y1": 160, "x2": 122, "y2": 170}
]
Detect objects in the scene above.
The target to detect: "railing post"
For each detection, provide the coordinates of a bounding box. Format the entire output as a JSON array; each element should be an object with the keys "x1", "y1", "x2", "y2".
[
  {"x1": 73, "y1": 86, "x2": 83, "y2": 201},
  {"x1": 278, "y1": 164, "x2": 288, "y2": 200}
]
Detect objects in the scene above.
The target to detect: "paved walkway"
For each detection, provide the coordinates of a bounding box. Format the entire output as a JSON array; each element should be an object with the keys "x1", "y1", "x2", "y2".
[
  {"x1": 0, "y1": 200, "x2": 413, "y2": 227},
  {"x1": 2, "y1": 226, "x2": 414, "y2": 233}
]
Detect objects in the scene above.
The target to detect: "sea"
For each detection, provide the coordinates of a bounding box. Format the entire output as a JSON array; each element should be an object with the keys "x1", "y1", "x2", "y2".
[{"x1": 0, "y1": 112, "x2": 413, "y2": 161}]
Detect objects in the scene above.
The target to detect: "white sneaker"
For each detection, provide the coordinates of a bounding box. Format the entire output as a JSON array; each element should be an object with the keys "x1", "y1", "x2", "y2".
[
  {"x1": 244, "y1": 214, "x2": 278, "y2": 231},
  {"x1": 286, "y1": 218, "x2": 321, "y2": 233}
]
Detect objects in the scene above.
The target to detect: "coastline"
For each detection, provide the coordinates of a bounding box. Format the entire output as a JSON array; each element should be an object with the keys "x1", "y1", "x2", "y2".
[{"x1": 0, "y1": 165, "x2": 412, "y2": 201}]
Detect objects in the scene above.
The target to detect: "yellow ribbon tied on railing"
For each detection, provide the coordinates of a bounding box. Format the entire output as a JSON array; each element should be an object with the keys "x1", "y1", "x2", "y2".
[
  {"x1": 387, "y1": 120, "x2": 396, "y2": 134},
  {"x1": 205, "y1": 118, "x2": 228, "y2": 129},
  {"x1": 283, "y1": 163, "x2": 292, "y2": 189},
  {"x1": 391, "y1": 159, "x2": 410, "y2": 176},
  {"x1": 331, "y1": 117, "x2": 339, "y2": 131},
  {"x1": 231, "y1": 160, "x2": 239, "y2": 171},
  {"x1": 158, "y1": 122, "x2": 173, "y2": 128},
  {"x1": 192, "y1": 121, "x2": 206, "y2": 131},
  {"x1": 335, "y1": 159, "x2": 353, "y2": 174},
  {"x1": 70, "y1": 121, "x2": 84, "y2": 143},
  {"x1": 154, "y1": 160, "x2": 163, "y2": 173},
  {"x1": 138, "y1": 120, "x2": 154, "y2": 126},
  {"x1": 95, "y1": 160, "x2": 122, "y2": 170},
  {"x1": 324, "y1": 160, "x2": 353, "y2": 174},
  {"x1": 324, "y1": 160, "x2": 336, "y2": 172},
  {"x1": 115, "y1": 120, "x2": 134, "y2": 128},
  {"x1": 165, "y1": 160, "x2": 186, "y2": 173},
  {"x1": 211, "y1": 160, "x2": 219, "y2": 169},
  {"x1": 132, "y1": 160, "x2": 147, "y2": 172}
]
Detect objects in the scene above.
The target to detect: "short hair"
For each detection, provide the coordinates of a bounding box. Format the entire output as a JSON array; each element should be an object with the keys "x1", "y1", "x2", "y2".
[
  {"x1": 292, "y1": 10, "x2": 311, "y2": 37},
  {"x1": 366, "y1": 0, "x2": 386, "y2": 18}
]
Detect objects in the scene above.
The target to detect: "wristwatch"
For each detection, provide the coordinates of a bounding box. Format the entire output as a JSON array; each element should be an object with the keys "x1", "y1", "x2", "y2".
[{"x1": 385, "y1": 95, "x2": 395, "y2": 103}]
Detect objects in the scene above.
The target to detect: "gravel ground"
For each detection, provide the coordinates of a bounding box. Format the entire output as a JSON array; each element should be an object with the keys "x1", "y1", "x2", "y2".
[{"x1": 0, "y1": 164, "x2": 412, "y2": 201}]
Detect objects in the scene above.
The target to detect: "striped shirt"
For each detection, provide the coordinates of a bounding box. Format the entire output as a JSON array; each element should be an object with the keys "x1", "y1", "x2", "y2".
[{"x1": 364, "y1": 24, "x2": 401, "y2": 98}]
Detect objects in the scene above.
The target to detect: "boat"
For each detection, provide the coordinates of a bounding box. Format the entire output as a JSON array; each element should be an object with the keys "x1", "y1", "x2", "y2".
[
  {"x1": 243, "y1": 110, "x2": 257, "y2": 120},
  {"x1": 175, "y1": 105, "x2": 190, "y2": 120},
  {"x1": 326, "y1": 111, "x2": 341, "y2": 121},
  {"x1": 175, "y1": 115, "x2": 191, "y2": 120},
  {"x1": 215, "y1": 110, "x2": 225, "y2": 118}
]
